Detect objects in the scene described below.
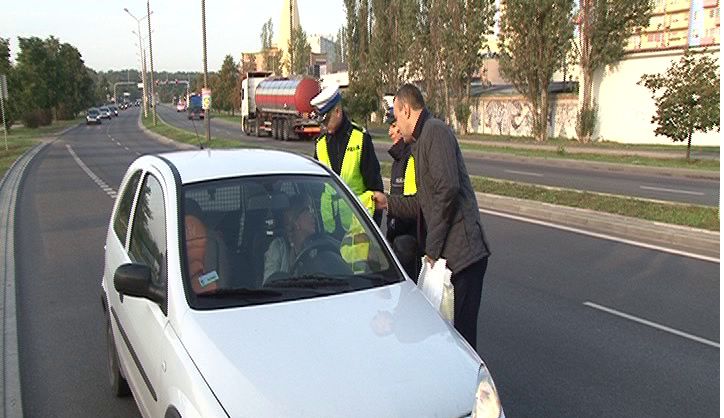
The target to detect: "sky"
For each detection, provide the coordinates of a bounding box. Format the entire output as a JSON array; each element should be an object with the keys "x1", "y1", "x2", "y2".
[{"x1": 3, "y1": 0, "x2": 345, "y2": 72}]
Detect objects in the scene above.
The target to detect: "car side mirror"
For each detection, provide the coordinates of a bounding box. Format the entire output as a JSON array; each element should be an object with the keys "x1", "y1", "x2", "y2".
[{"x1": 114, "y1": 263, "x2": 164, "y2": 304}]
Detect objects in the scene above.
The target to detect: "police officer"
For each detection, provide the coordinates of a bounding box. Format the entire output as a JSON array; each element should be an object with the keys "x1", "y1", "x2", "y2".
[
  {"x1": 310, "y1": 83, "x2": 384, "y2": 223},
  {"x1": 310, "y1": 84, "x2": 384, "y2": 272}
]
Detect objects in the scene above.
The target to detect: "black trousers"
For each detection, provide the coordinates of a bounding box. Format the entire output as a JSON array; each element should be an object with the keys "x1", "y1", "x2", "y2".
[{"x1": 452, "y1": 257, "x2": 488, "y2": 350}]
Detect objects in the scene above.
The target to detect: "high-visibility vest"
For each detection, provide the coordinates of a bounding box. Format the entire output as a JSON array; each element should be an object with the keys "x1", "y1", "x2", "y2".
[
  {"x1": 403, "y1": 155, "x2": 416, "y2": 196},
  {"x1": 316, "y1": 124, "x2": 375, "y2": 271}
]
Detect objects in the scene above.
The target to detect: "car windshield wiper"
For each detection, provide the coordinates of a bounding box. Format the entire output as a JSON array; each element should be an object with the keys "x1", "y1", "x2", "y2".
[
  {"x1": 196, "y1": 288, "x2": 283, "y2": 298},
  {"x1": 264, "y1": 275, "x2": 350, "y2": 289},
  {"x1": 352, "y1": 273, "x2": 401, "y2": 285}
]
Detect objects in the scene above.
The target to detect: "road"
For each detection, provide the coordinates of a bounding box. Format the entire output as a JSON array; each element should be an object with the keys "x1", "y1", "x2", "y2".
[
  {"x1": 158, "y1": 105, "x2": 719, "y2": 207},
  {"x1": 14, "y1": 107, "x2": 719, "y2": 417}
]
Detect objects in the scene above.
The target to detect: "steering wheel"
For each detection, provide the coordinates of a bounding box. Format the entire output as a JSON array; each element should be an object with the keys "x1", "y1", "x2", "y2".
[{"x1": 290, "y1": 237, "x2": 343, "y2": 275}]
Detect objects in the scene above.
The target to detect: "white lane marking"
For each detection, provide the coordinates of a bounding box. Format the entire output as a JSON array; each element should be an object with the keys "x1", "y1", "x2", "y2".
[
  {"x1": 640, "y1": 185, "x2": 705, "y2": 196},
  {"x1": 504, "y1": 169, "x2": 543, "y2": 177},
  {"x1": 584, "y1": 301, "x2": 720, "y2": 349},
  {"x1": 478, "y1": 208, "x2": 719, "y2": 264},
  {"x1": 66, "y1": 145, "x2": 117, "y2": 199}
]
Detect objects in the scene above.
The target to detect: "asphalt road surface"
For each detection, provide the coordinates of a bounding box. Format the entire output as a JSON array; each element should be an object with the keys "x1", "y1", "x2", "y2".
[
  {"x1": 15, "y1": 108, "x2": 719, "y2": 417},
  {"x1": 158, "y1": 105, "x2": 719, "y2": 207}
]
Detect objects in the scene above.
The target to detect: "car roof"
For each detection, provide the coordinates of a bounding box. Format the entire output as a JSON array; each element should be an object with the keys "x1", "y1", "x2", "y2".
[{"x1": 155, "y1": 149, "x2": 329, "y2": 184}]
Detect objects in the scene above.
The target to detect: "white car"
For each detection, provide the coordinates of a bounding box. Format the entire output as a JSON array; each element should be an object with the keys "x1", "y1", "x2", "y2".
[{"x1": 101, "y1": 149, "x2": 504, "y2": 418}]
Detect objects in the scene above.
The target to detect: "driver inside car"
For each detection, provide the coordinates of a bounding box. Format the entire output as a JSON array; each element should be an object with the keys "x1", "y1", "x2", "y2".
[{"x1": 263, "y1": 195, "x2": 351, "y2": 283}]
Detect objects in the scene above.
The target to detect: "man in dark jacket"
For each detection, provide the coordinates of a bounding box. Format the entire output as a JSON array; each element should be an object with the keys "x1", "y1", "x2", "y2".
[{"x1": 372, "y1": 84, "x2": 491, "y2": 350}]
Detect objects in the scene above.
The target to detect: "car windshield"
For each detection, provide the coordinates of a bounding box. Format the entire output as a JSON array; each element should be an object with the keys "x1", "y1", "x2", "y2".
[
  {"x1": 181, "y1": 174, "x2": 403, "y2": 309},
  {"x1": 88, "y1": 109, "x2": 99, "y2": 115},
  {"x1": 100, "y1": 107, "x2": 109, "y2": 111}
]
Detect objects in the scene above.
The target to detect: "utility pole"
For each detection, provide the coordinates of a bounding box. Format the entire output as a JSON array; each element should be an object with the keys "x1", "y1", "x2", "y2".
[
  {"x1": 202, "y1": 0, "x2": 211, "y2": 144},
  {"x1": 147, "y1": 0, "x2": 157, "y2": 126},
  {"x1": 289, "y1": 0, "x2": 294, "y2": 73}
]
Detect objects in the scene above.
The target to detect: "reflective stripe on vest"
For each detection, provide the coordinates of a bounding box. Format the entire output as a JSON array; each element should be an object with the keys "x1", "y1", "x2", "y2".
[{"x1": 403, "y1": 155, "x2": 416, "y2": 196}]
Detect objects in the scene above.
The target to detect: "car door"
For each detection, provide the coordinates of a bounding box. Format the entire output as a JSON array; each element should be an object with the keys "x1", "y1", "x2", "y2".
[{"x1": 116, "y1": 169, "x2": 171, "y2": 417}]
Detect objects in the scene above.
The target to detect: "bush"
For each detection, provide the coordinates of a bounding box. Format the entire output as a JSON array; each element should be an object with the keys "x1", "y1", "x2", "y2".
[
  {"x1": 576, "y1": 102, "x2": 597, "y2": 142},
  {"x1": 21, "y1": 108, "x2": 52, "y2": 128}
]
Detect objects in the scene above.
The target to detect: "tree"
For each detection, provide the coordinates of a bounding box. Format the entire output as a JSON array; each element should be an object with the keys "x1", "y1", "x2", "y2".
[
  {"x1": 639, "y1": 50, "x2": 720, "y2": 161},
  {"x1": 439, "y1": 0, "x2": 495, "y2": 133},
  {"x1": 498, "y1": 0, "x2": 575, "y2": 141},
  {"x1": 260, "y1": 18, "x2": 282, "y2": 74},
  {"x1": 216, "y1": 55, "x2": 240, "y2": 114},
  {"x1": 287, "y1": 27, "x2": 311, "y2": 75},
  {"x1": 260, "y1": 18, "x2": 274, "y2": 50},
  {"x1": 576, "y1": 0, "x2": 652, "y2": 142}
]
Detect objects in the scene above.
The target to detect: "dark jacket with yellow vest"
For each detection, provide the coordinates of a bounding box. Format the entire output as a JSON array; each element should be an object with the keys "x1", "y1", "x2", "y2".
[
  {"x1": 386, "y1": 140, "x2": 416, "y2": 242},
  {"x1": 387, "y1": 109, "x2": 490, "y2": 275},
  {"x1": 313, "y1": 113, "x2": 384, "y2": 208}
]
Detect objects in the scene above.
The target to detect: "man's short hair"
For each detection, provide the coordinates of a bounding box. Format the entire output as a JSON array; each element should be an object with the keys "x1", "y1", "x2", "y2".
[{"x1": 395, "y1": 84, "x2": 425, "y2": 111}]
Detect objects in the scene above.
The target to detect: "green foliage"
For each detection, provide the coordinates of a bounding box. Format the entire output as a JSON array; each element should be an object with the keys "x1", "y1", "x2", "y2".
[
  {"x1": 287, "y1": 27, "x2": 311, "y2": 75},
  {"x1": 13, "y1": 36, "x2": 96, "y2": 126},
  {"x1": 260, "y1": 19, "x2": 274, "y2": 50},
  {"x1": 215, "y1": 55, "x2": 239, "y2": 113},
  {"x1": 499, "y1": 0, "x2": 575, "y2": 141},
  {"x1": 343, "y1": 76, "x2": 378, "y2": 125},
  {"x1": 639, "y1": 50, "x2": 720, "y2": 160},
  {"x1": 576, "y1": 101, "x2": 597, "y2": 139}
]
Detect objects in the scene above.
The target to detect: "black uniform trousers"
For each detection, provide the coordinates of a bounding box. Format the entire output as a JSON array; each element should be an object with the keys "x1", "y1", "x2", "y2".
[{"x1": 452, "y1": 256, "x2": 488, "y2": 350}]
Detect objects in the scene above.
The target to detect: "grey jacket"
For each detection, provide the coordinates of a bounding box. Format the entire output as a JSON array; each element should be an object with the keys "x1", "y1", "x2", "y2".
[{"x1": 388, "y1": 110, "x2": 490, "y2": 274}]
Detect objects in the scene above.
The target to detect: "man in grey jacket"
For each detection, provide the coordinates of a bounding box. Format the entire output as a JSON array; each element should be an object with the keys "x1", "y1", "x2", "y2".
[{"x1": 373, "y1": 84, "x2": 491, "y2": 350}]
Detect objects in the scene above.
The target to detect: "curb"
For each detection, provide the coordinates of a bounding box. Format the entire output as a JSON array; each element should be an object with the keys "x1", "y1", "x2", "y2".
[{"x1": 0, "y1": 142, "x2": 50, "y2": 418}]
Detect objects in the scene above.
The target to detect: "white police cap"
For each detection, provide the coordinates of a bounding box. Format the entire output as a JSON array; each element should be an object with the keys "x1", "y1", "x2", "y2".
[{"x1": 310, "y1": 83, "x2": 342, "y2": 116}]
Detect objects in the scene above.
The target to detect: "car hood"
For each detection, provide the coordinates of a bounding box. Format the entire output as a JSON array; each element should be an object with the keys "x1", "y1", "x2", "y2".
[{"x1": 178, "y1": 281, "x2": 481, "y2": 418}]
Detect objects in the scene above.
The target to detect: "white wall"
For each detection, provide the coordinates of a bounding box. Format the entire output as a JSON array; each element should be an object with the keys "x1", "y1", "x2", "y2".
[{"x1": 592, "y1": 47, "x2": 720, "y2": 145}]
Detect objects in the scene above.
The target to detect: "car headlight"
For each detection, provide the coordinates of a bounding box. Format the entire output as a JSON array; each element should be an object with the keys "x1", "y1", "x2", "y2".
[{"x1": 471, "y1": 362, "x2": 504, "y2": 418}]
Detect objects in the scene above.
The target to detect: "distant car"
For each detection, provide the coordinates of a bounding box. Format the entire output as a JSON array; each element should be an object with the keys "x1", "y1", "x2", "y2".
[
  {"x1": 101, "y1": 149, "x2": 504, "y2": 418},
  {"x1": 187, "y1": 107, "x2": 204, "y2": 120},
  {"x1": 109, "y1": 105, "x2": 119, "y2": 117},
  {"x1": 99, "y1": 106, "x2": 112, "y2": 120},
  {"x1": 86, "y1": 108, "x2": 102, "y2": 125}
]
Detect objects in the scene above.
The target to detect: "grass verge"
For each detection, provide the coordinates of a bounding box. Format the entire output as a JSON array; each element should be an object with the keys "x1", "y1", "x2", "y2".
[
  {"x1": 144, "y1": 115, "x2": 719, "y2": 232},
  {"x1": 455, "y1": 143, "x2": 720, "y2": 171},
  {"x1": 142, "y1": 114, "x2": 242, "y2": 149},
  {"x1": 0, "y1": 118, "x2": 81, "y2": 178},
  {"x1": 380, "y1": 162, "x2": 719, "y2": 231}
]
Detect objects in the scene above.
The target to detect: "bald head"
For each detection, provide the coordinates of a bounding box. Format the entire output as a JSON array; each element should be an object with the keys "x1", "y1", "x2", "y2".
[{"x1": 394, "y1": 84, "x2": 425, "y2": 111}]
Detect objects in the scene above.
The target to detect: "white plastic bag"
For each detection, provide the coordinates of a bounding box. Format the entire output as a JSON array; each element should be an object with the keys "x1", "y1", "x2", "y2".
[{"x1": 417, "y1": 257, "x2": 454, "y2": 322}]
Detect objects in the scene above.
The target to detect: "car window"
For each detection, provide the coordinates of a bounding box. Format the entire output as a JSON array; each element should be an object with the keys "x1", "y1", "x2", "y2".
[
  {"x1": 129, "y1": 174, "x2": 167, "y2": 288},
  {"x1": 182, "y1": 175, "x2": 402, "y2": 310},
  {"x1": 113, "y1": 170, "x2": 142, "y2": 244}
]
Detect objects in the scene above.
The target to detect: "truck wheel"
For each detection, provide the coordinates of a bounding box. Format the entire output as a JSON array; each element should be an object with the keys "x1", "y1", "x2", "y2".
[
  {"x1": 242, "y1": 118, "x2": 249, "y2": 136},
  {"x1": 281, "y1": 120, "x2": 289, "y2": 141},
  {"x1": 273, "y1": 119, "x2": 279, "y2": 140},
  {"x1": 252, "y1": 120, "x2": 259, "y2": 137}
]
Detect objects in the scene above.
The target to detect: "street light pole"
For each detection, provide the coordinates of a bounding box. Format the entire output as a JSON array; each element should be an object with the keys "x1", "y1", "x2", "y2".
[
  {"x1": 125, "y1": 8, "x2": 150, "y2": 117},
  {"x1": 202, "y1": 0, "x2": 211, "y2": 144},
  {"x1": 147, "y1": 0, "x2": 157, "y2": 126}
]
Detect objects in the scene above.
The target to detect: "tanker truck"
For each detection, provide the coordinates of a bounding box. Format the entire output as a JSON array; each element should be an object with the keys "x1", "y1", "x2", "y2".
[{"x1": 241, "y1": 71, "x2": 322, "y2": 141}]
